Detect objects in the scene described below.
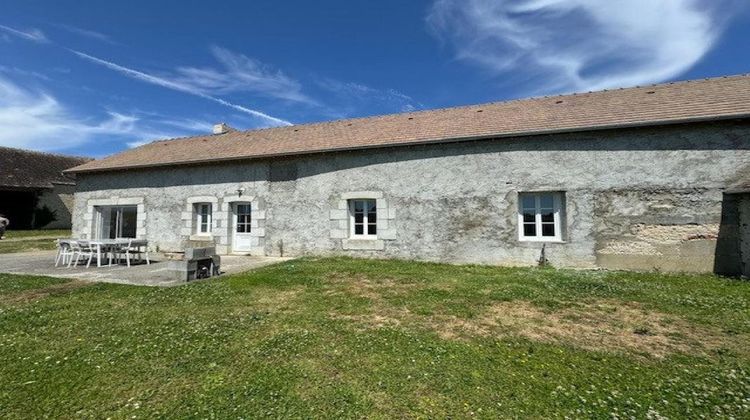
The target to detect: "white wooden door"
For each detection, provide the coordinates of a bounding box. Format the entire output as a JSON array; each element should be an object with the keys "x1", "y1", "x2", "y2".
[{"x1": 232, "y1": 203, "x2": 253, "y2": 253}]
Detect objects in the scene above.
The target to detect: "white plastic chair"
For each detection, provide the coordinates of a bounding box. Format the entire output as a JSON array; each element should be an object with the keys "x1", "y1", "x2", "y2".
[
  {"x1": 68, "y1": 240, "x2": 95, "y2": 268},
  {"x1": 54, "y1": 240, "x2": 74, "y2": 267},
  {"x1": 121, "y1": 239, "x2": 150, "y2": 267}
]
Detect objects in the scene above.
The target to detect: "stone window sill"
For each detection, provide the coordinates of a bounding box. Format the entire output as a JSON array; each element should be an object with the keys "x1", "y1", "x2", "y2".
[
  {"x1": 518, "y1": 239, "x2": 567, "y2": 244},
  {"x1": 342, "y1": 239, "x2": 385, "y2": 250},
  {"x1": 189, "y1": 234, "x2": 215, "y2": 242}
]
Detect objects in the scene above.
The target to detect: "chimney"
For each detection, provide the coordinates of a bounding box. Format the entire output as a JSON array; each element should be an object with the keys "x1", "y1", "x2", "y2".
[{"x1": 213, "y1": 123, "x2": 234, "y2": 135}]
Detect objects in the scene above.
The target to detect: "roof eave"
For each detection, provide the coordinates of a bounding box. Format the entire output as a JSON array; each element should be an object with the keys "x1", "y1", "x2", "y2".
[
  {"x1": 0, "y1": 184, "x2": 54, "y2": 191},
  {"x1": 65, "y1": 113, "x2": 750, "y2": 175}
]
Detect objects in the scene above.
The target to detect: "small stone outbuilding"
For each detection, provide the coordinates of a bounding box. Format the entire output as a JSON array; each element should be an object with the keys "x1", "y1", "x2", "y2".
[
  {"x1": 0, "y1": 147, "x2": 90, "y2": 229},
  {"x1": 66, "y1": 75, "x2": 750, "y2": 275}
]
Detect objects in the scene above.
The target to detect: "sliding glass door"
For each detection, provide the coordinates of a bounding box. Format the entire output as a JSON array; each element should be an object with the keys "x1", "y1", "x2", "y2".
[{"x1": 95, "y1": 206, "x2": 137, "y2": 239}]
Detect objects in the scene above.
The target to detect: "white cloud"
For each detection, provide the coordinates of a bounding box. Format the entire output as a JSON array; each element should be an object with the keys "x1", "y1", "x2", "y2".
[
  {"x1": 317, "y1": 79, "x2": 421, "y2": 116},
  {"x1": 172, "y1": 46, "x2": 315, "y2": 104},
  {"x1": 70, "y1": 49, "x2": 291, "y2": 126},
  {"x1": 0, "y1": 76, "x2": 130, "y2": 151},
  {"x1": 0, "y1": 24, "x2": 48, "y2": 43},
  {"x1": 0, "y1": 75, "x2": 206, "y2": 153},
  {"x1": 427, "y1": 0, "x2": 740, "y2": 93},
  {"x1": 0, "y1": 65, "x2": 51, "y2": 81},
  {"x1": 55, "y1": 24, "x2": 118, "y2": 45},
  {"x1": 158, "y1": 118, "x2": 213, "y2": 132}
]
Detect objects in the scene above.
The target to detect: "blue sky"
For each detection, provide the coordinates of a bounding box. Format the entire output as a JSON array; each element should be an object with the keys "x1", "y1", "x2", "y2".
[{"x1": 1, "y1": 0, "x2": 749, "y2": 157}]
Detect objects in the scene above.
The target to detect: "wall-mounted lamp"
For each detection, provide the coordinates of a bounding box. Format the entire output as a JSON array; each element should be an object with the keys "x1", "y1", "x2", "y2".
[{"x1": 237, "y1": 187, "x2": 246, "y2": 197}]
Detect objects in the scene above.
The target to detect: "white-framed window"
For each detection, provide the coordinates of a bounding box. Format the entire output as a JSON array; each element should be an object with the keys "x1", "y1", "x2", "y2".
[
  {"x1": 194, "y1": 203, "x2": 212, "y2": 235},
  {"x1": 518, "y1": 192, "x2": 565, "y2": 242},
  {"x1": 349, "y1": 199, "x2": 377, "y2": 239},
  {"x1": 235, "y1": 203, "x2": 252, "y2": 233}
]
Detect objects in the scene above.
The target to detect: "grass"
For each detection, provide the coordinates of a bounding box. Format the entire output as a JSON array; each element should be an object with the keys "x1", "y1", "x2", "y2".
[
  {"x1": 3, "y1": 229, "x2": 71, "y2": 240},
  {"x1": 0, "y1": 229, "x2": 70, "y2": 254},
  {"x1": 0, "y1": 257, "x2": 748, "y2": 418}
]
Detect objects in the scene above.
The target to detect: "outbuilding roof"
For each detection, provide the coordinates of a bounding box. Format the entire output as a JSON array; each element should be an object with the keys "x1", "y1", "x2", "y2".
[
  {"x1": 0, "y1": 146, "x2": 90, "y2": 189},
  {"x1": 68, "y1": 74, "x2": 750, "y2": 174}
]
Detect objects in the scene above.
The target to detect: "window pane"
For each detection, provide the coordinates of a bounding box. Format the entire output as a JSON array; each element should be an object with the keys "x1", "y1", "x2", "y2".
[
  {"x1": 539, "y1": 194, "x2": 554, "y2": 209},
  {"x1": 368, "y1": 210, "x2": 377, "y2": 223},
  {"x1": 237, "y1": 204, "x2": 251, "y2": 215},
  {"x1": 354, "y1": 213, "x2": 364, "y2": 224},
  {"x1": 367, "y1": 200, "x2": 377, "y2": 212},
  {"x1": 523, "y1": 223, "x2": 536, "y2": 237},
  {"x1": 106, "y1": 208, "x2": 117, "y2": 239},
  {"x1": 523, "y1": 212, "x2": 535, "y2": 223},
  {"x1": 368, "y1": 224, "x2": 377, "y2": 235},
  {"x1": 354, "y1": 200, "x2": 364, "y2": 211},
  {"x1": 522, "y1": 196, "x2": 535, "y2": 210},
  {"x1": 120, "y1": 207, "x2": 137, "y2": 238},
  {"x1": 542, "y1": 223, "x2": 556, "y2": 237},
  {"x1": 355, "y1": 224, "x2": 363, "y2": 235},
  {"x1": 198, "y1": 203, "x2": 210, "y2": 228},
  {"x1": 541, "y1": 210, "x2": 554, "y2": 223}
]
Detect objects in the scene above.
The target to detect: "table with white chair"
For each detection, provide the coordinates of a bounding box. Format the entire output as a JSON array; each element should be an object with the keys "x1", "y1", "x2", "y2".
[
  {"x1": 109, "y1": 238, "x2": 150, "y2": 267},
  {"x1": 56, "y1": 238, "x2": 150, "y2": 268}
]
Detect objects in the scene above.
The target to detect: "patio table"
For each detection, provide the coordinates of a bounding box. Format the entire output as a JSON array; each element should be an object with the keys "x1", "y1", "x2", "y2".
[
  {"x1": 88, "y1": 239, "x2": 128, "y2": 267},
  {"x1": 60, "y1": 239, "x2": 148, "y2": 268}
]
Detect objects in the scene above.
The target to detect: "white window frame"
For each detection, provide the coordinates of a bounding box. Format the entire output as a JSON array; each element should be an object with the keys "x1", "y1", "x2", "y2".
[
  {"x1": 194, "y1": 203, "x2": 212, "y2": 235},
  {"x1": 517, "y1": 192, "x2": 564, "y2": 242},
  {"x1": 95, "y1": 205, "x2": 138, "y2": 240},
  {"x1": 349, "y1": 199, "x2": 378, "y2": 239},
  {"x1": 234, "y1": 203, "x2": 252, "y2": 234}
]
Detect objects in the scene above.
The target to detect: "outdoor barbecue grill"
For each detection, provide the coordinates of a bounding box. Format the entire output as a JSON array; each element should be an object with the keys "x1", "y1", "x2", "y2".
[{"x1": 167, "y1": 246, "x2": 220, "y2": 281}]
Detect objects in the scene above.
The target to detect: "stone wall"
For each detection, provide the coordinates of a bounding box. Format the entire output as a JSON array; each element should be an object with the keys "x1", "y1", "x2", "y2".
[
  {"x1": 72, "y1": 120, "x2": 750, "y2": 272},
  {"x1": 737, "y1": 194, "x2": 750, "y2": 277},
  {"x1": 36, "y1": 183, "x2": 76, "y2": 229}
]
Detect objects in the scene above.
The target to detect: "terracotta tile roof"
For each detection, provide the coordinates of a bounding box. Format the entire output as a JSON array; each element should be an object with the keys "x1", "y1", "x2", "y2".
[
  {"x1": 68, "y1": 74, "x2": 750, "y2": 173},
  {"x1": 0, "y1": 146, "x2": 91, "y2": 189}
]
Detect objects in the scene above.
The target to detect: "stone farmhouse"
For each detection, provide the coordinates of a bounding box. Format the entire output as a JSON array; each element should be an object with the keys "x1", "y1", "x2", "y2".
[{"x1": 66, "y1": 75, "x2": 750, "y2": 275}]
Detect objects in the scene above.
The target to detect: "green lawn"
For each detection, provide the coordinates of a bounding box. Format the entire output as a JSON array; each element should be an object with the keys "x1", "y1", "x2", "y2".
[
  {"x1": 3, "y1": 229, "x2": 71, "y2": 240},
  {"x1": 0, "y1": 229, "x2": 70, "y2": 254},
  {"x1": 0, "y1": 258, "x2": 748, "y2": 418}
]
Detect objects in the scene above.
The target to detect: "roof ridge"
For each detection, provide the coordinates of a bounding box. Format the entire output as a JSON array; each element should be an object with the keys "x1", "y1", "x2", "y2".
[
  {"x1": 67, "y1": 72, "x2": 750, "y2": 173},
  {"x1": 139, "y1": 73, "x2": 750, "y2": 148},
  {"x1": 0, "y1": 145, "x2": 91, "y2": 161}
]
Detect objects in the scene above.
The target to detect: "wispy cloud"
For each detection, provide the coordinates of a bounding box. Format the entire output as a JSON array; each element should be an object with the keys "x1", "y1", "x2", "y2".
[
  {"x1": 0, "y1": 24, "x2": 48, "y2": 43},
  {"x1": 317, "y1": 79, "x2": 421, "y2": 116},
  {"x1": 54, "y1": 23, "x2": 118, "y2": 45},
  {"x1": 0, "y1": 76, "x2": 134, "y2": 151},
  {"x1": 172, "y1": 46, "x2": 315, "y2": 104},
  {"x1": 70, "y1": 49, "x2": 291, "y2": 126},
  {"x1": 0, "y1": 75, "x2": 210, "y2": 153},
  {"x1": 158, "y1": 118, "x2": 213, "y2": 132},
  {"x1": 427, "y1": 0, "x2": 741, "y2": 94},
  {"x1": 0, "y1": 65, "x2": 52, "y2": 81}
]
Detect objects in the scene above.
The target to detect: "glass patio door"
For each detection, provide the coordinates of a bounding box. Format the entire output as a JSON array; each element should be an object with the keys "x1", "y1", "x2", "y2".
[{"x1": 96, "y1": 206, "x2": 137, "y2": 239}]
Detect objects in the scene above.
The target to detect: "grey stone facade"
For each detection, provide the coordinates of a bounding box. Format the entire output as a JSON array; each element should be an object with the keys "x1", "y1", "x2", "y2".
[
  {"x1": 72, "y1": 121, "x2": 750, "y2": 273},
  {"x1": 36, "y1": 183, "x2": 76, "y2": 229}
]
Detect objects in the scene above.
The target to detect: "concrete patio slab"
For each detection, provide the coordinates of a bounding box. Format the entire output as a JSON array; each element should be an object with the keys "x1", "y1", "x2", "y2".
[{"x1": 0, "y1": 251, "x2": 291, "y2": 286}]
